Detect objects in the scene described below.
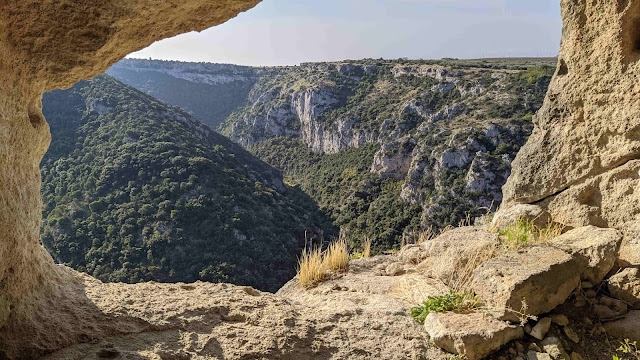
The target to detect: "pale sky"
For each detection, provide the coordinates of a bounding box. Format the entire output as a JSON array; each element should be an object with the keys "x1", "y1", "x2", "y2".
[{"x1": 127, "y1": 0, "x2": 562, "y2": 66}]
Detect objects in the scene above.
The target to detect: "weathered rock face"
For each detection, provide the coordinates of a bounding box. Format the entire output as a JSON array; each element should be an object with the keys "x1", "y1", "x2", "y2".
[
  {"x1": 0, "y1": 1, "x2": 260, "y2": 357},
  {"x1": 502, "y1": 0, "x2": 640, "y2": 229}
]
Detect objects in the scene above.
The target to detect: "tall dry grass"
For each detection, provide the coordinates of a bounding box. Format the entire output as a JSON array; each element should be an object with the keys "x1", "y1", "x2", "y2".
[
  {"x1": 297, "y1": 239, "x2": 349, "y2": 288},
  {"x1": 363, "y1": 237, "x2": 371, "y2": 258}
]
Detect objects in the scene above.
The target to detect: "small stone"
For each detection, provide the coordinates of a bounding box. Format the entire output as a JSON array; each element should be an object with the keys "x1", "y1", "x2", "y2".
[
  {"x1": 550, "y1": 314, "x2": 569, "y2": 326},
  {"x1": 524, "y1": 323, "x2": 533, "y2": 334},
  {"x1": 541, "y1": 336, "x2": 569, "y2": 359},
  {"x1": 529, "y1": 343, "x2": 542, "y2": 352},
  {"x1": 600, "y1": 296, "x2": 628, "y2": 316},
  {"x1": 580, "y1": 281, "x2": 593, "y2": 289},
  {"x1": 509, "y1": 347, "x2": 518, "y2": 355},
  {"x1": 584, "y1": 318, "x2": 593, "y2": 325},
  {"x1": 563, "y1": 326, "x2": 580, "y2": 343},
  {"x1": 604, "y1": 310, "x2": 640, "y2": 343},
  {"x1": 527, "y1": 351, "x2": 552, "y2": 360},
  {"x1": 574, "y1": 295, "x2": 586, "y2": 307},
  {"x1": 530, "y1": 317, "x2": 552, "y2": 340},
  {"x1": 516, "y1": 341, "x2": 526, "y2": 353},
  {"x1": 608, "y1": 267, "x2": 640, "y2": 308},
  {"x1": 385, "y1": 262, "x2": 405, "y2": 276},
  {"x1": 584, "y1": 289, "x2": 597, "y2": 298},
  {"x1": 594, "y1": 304, "x2": 617, "y2": 320},
  {"x1": 570, "y1": 352, "x2": 584, "y2": 360}
]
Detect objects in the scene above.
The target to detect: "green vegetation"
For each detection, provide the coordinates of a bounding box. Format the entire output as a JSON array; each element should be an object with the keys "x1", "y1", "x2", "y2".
[
  {"x1": 41, "y1": 75, "x2": 335, "y2": 292},
  {"x1": 410, "y1": 291, "x2": 478, "y2": 324},
  {"x1": 250, "y1": 138, "x2": 422, "y2": 253},
  {"x1": 498, "y1": 218, "x2": 563, "y2": 251},
  {"x1": 614, "y1": 339, "x2": 640, "y2": 360},
  {"x1": 107, "y1": 57, "x2": 555, "y2": 261}
]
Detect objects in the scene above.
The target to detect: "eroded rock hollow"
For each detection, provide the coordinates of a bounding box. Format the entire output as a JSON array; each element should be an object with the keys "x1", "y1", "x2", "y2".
[
  {"x1": 0, "y1": 1, "x2": 260, "y2": 357},
  {"x1": 0, "y1": 0, "x2": 638, "y2": 358}
]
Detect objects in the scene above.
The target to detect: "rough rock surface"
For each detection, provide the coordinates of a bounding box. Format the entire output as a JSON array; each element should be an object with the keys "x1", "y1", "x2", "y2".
[
  {"x1": 1, "y1": 0, "x2": 638, "y2": 359},
  {"x1": 604, "y1": 310, "x2": 640, "y2": 343},
  {"x1": 0, "y1": 1, "x2": 261, "y2": 357},
  {"x1": 423, "y1": 226, "x2": 499, "y2": 284},
  {"x1": 424, "y1": 311, "x2": 523, "y2": 360},
  {"x1": 471, "y1": 245, "x2": 581, "y2": 322},
  {"x1": 549, "y1": 226, "x2": 623, "y2": 283},
  {"x1": 491, "y1": 204, "x2": 552, "y2": 229},
  {"x1": 502, "y1": 0, "x2": 640, "y2": 230},
  {"x1": 44, "y1": 259, "x2": 448, "y2": 360},
  {"x1": 608, "y1": 267, "x2": 640, "y2": 308}
]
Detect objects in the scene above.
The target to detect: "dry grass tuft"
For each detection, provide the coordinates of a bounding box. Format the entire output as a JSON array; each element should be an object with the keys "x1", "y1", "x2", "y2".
[
  {"x1": 499, "y1": 218, "x2": 563, "y2": 251},
  {"x1": 297, "y1": 247, "x2": 324, "y2": 288},
  {"x1": 417, "y1": 226, "x2": 434, "y2": 244},
  {"x1": 363, "y1": 237, "x2": 371, "y2": 258},
  {"x1": 297, "y1": 239, "x2": 349, "y2": 288},
  {"x1": 323, "y1": 239, "x2": 349, "y2": 272}
]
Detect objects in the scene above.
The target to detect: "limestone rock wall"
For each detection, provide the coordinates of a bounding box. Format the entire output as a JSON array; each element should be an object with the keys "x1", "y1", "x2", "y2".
[
  {"x1": 502, "y1": 0, "x2": 640, "y2": 230},
  {"x1": 0, "y1": 1, "x2": 260, "y2": 357}
]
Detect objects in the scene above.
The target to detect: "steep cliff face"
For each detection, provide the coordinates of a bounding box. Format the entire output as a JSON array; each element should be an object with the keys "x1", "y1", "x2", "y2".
[
  {"x1": 220, "y1": 60, "x2": 551, "y2": 154},
  {"x1": 0, "y1": 1, "x2": 260, "y2": 357},
  {"x1": 503, "y1": 0, "x2": 640, "y2": 230},
  {"x1": 241, "y1": 60, "x2": 549, "y2": 248}
]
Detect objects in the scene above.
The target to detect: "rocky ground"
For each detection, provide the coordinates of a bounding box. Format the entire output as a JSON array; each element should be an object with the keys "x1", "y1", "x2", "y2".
[{"x1": 42, "y1": 205, "x2": 640, "y2": 360}]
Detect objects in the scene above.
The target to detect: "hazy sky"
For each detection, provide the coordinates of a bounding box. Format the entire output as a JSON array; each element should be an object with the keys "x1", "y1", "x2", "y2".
[{"x1": 128, "y1": 0, "x2": 562, "y2": 66}]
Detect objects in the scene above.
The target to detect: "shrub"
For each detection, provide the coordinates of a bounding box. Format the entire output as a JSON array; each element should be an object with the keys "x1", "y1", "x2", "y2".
[{"x1": 410, "y1": 290, "x2": 478, "y2": 324}]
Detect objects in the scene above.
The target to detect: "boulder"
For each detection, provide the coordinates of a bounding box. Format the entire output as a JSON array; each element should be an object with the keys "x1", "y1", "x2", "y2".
[
  {"x1": 396, "y1": 244, "x2": 427, "y2": 265},
  {"x1": 608, "y1": 267, "x2": 640, "y2": 308},
  {"x1": 549, "y1": 226, "x2": 622, "y2": 284},
  {"x1": 425, "y1": 227, "x2": 499, "y2": 284},
  {"x1": 471, "y1": 244, "x2": 581, "y2": 322},
  {"x1": 492, "y1": 204, "x2": 552, "y2": 229},
  {"x1": 604, "y1": 310, "x2": 640, "y2": 343},
  {"x1": 424, "y1": 311, "x2": 523, "y2": 360}
]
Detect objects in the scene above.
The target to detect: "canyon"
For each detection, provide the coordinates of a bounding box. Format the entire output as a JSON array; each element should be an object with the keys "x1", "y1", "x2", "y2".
[{"x1": 0, "y1": 0, "x2": 638, "y2": 359}]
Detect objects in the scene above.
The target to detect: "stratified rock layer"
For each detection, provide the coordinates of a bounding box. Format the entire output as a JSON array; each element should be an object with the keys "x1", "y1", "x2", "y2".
[{"x1": 502, "y1": 0, "x2": 640, "y2": 229}]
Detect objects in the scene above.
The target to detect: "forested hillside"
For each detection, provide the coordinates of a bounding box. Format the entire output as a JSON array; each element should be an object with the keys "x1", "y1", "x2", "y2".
[
  {"x1": 106, "y1": 59, "x2": 271, "y2": 128},
  {"x1": 108, "y1": 58, "x2": 555, "y2": 254},
  {"x1": 40, "y1": 75, "x2": 335, "y2": 292}
]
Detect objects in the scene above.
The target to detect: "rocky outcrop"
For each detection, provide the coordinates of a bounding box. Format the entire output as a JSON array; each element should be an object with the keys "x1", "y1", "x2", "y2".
[
  {"x1": 42, "y1": 262, "x2": 441, "y2": 360},
  {"x1": 424, "y1": 311, "x2": 523, "y2": 360},
  {"x1": 0, "y1": 0, "x2": 261, "y2": 357},
  {"x1": 549, "y1": 226, "x2": 623, "y2": 284},
  {"x1": 502, "y1": 0, "x2": 640, "y2": 230},
  {"x1": 471, "y1": 244, "x2": 581, "y2": 322}
]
